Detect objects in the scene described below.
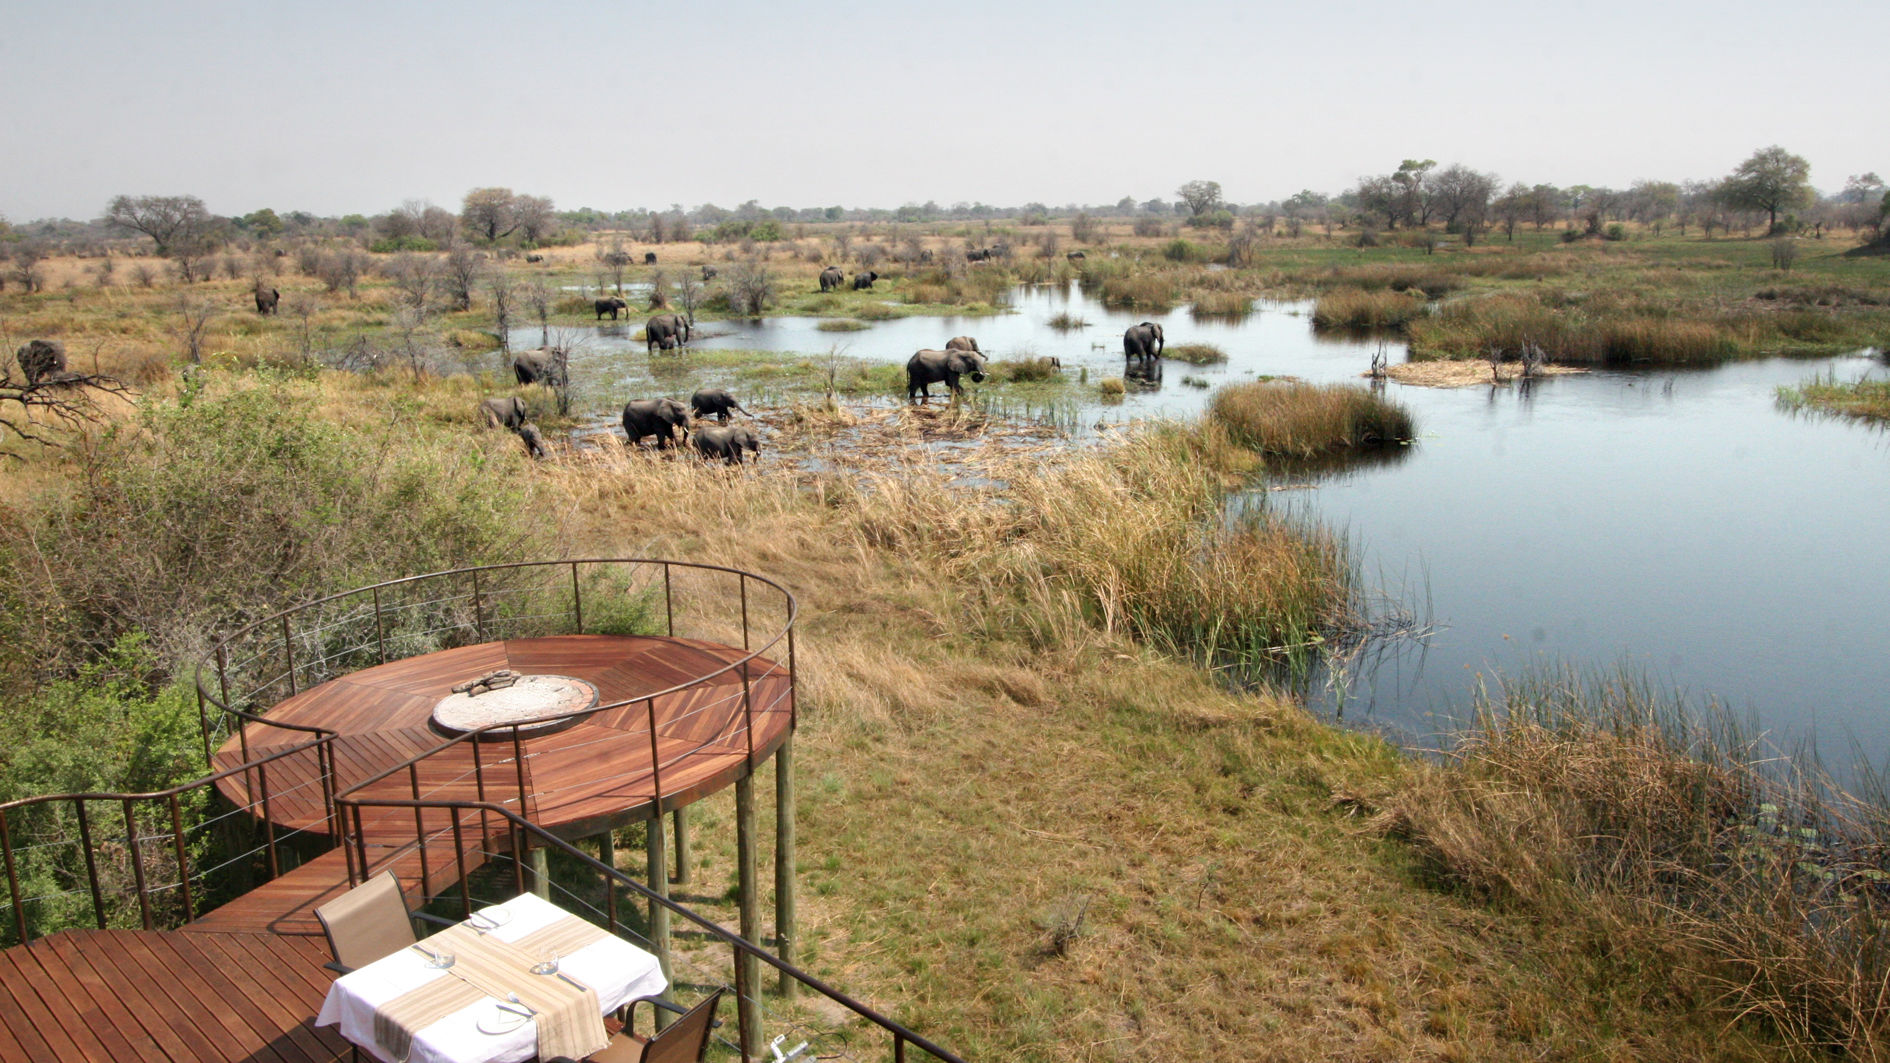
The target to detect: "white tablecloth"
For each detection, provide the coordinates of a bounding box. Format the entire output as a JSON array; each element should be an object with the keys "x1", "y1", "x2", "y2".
[{"x1": 316, "y1": 891, "x2": 668, "y2": 1063}]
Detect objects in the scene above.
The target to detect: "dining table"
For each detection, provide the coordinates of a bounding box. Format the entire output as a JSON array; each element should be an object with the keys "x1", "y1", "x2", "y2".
[{"x1": 315, "y1": 891, "x2": 668, "y2": 1063}]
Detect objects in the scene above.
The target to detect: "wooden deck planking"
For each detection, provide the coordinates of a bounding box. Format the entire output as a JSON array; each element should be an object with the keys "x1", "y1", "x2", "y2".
[{"x1": 0, "y1": 929, "x2": 352, "y2": 1062}]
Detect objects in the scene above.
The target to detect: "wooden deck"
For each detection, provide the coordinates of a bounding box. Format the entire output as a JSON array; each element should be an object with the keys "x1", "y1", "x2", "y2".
[
  {"x1": 0, "y1": 632, "x2": 795, "y2": 1060},
  {"x1": 0, "y1": 929, "x2": 351, "y2": 1061}
]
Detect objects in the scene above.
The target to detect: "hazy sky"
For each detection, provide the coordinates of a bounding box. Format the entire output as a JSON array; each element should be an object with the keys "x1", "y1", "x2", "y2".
[{"x1": 3, "y1": 0, "x2": 1883, "y2": 222}]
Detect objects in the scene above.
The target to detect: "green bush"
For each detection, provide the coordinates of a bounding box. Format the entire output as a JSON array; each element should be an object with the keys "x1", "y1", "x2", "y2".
[{"x1": 0, "y1": 376, "x2": 535, "y2": 680}]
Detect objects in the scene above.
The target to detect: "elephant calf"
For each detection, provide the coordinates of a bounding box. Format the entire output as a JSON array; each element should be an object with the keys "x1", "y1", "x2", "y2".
[
  {"x1": 595, "y1": 296, "x2": 628, "y2": 320},
  {"x1": 479, "y1": 395, "x2": 528, "y2": 430},
  {"x1": 645, "y1": 314, "x2": 690, "y2": 354},
  {"x1": 689, "y1": 388, "x2": 750, "y2": 423},
  {"x1": 818, "y1": 266, "x2": 845, "y2": 292},
  {"x1": 695, "y1": 425, "x2": 760, "y2": 465},
  {"x1": 852, "y1": 271, "x2": 879, "y2": 290}
]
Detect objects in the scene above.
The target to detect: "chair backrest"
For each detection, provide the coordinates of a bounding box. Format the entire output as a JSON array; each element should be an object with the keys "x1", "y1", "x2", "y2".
[
  {"x1": 315, "y1": 871, "x2": 417, "y2": 972},
  {"x1": 642, "y1": 987, "x2": 724, "y2": 1063}
]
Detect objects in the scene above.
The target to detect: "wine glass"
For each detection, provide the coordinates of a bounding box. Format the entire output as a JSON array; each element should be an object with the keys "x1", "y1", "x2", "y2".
[
  {"x1": 529, "y1": 946, "x2": 559, "y2": 976},
  {"x1": 424, "y1": 948, "x2": 456, "y2": 970}
]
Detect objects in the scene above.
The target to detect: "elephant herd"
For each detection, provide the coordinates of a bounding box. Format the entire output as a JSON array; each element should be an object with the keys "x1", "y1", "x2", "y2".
[
  {"x1": 480, "y1": 381, "x2": 761, "y2": 466},
  {"x1": 818, "y1": 267, "x2": 879, "y2": 292}
]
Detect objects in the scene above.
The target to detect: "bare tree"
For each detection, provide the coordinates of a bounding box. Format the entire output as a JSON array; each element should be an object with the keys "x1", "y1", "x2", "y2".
[
  {"x1": 0, "y1": 347, "x2": 128, "y2": 450},
  {"x1": 595, "y1": 238, "x2": 633, "y2": 293},
  {"x1": 726, "y1": 259, "x2": 775, "y2": 316},
  {"x1": 175, "y1": 295, "x2": 220, "y2": 365},
  {"x1": 104, "y1": 194, "x2": 214, "y2": 255},
  {"x1": 647, "y1": 269, "x2": 669, "y2": 309},
  {"x1": 515, "y1": 195, "x2": 556, "y2": 244},
  {"x1": 489, "y1": 272, "x2": 516, "y2": 355},
  {"x1": 524, "y1": 280, "x2": 553, "y2": 348},
  {"x1": 9, "y1": 243, "x2": 48, "y2": 293},
  {"x1": 385, "y1": 253, "x2": 438, "y2": 312},
  {"x1": 441, "y1": 245, "x2": 486, "y2": 311},
  {"x1": 461, "y1": 187, "x2": 521, "y2": 242},
  {"x1": 672, "y1": 270, "x2": 703, "y2": 327},
  {"x1": 1430, "y1": 165, "x2": 1498, "y2": 233}
]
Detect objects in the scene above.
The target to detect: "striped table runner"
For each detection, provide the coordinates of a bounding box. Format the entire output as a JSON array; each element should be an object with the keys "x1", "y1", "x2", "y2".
[{"x1": 372, "y1": 915, "x2": 611, "y2": 1061}]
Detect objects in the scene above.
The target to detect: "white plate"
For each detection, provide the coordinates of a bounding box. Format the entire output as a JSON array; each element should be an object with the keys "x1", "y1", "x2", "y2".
[
  {"x1": 474, "y1": 905, "x2": 512, "y2": 927},
  {"x1": 476, "y1": 1003, "x2": 530, "y2": 1035}
]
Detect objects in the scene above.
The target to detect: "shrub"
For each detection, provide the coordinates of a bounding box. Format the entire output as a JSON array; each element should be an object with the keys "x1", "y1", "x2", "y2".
[
  {"x1": 1098, "y1": 377, "x2": 1126, "y2": 399},
  {"x1": 1132, "y1": 217, "x2": 1169, "y2": 238},
  {"x1": 1604, "y1": 223, "x2": 1628, "y2": 242},
  {"x1": 1208, "y1": 381, "x2": 1414, "y2": 457},
  {"x1": 0, "y1": 378, "x2": 534, "y2": 676}
]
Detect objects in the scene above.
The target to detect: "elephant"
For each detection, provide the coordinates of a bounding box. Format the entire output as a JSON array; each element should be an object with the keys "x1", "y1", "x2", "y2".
[
  {"x1": 1123, "y1": 321, "x2": 1165, "y2": 364},
  {"x1": 254, "y1": 286, "x2": 280, "y2": 315},
  {"x1": 512, "y1": 347, "x2": 568, "y2": 388},
  {"x1": 851, "y1": 271, "x2": 879, "y2": 291},
  {"x1": 944, "y1": 336, "x2": 981, "y2": 354},
  {"x1": 643, "y1": 252, "x2": 657, "y2": 265},
  {"x1": 694, "y1": 425, "x2": 761, "y2": 465},
  {"x1": 690, "y1": 388, "x2": 750, "y2": 423},
  {"x1": 645, "y1": 313, "x2": 690, "y2": 353},
  {"x1": 15, "y1": 339, "x2": 66, "y2": 385},
  {"x1": 516, "y1": 422, "x2": 550, "y2": 460},
  {"x1": 1066, "y1": 250, "x2": 1087, "y2": 261},
  {"x1": 700, "y1": 265, "x2": 718, "y2": 281},
  {"x1": 966, "y1": 248, "x2": 993, "y2": 262},
  {"x1": 525, "y1": 253, "x2": 545, "y2": 264},
  {"x1": 594, "y1": 296, "x2": 629, "y2": 320},
  {"x1": 479, "y1": 395, "x2": 528, "y2": 430},
  {"x1": 818, "y1": 266, "x2": 845, "y2": 292},
  {"x1": 622, "y1": 397, "x2": 691, "y2": 449},
  {"x1": 906, "y1": 347, "x2": 988, "y2": 403}
]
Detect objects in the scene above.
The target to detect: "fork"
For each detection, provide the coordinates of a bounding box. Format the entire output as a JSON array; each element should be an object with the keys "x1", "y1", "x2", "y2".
[{"x1": 505, "y1": 993, "x2": 537, "y2": 1016}]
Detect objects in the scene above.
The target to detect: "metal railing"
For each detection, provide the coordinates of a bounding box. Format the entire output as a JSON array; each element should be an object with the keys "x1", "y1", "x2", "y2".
[
  {"x1": 1, "y1": 559, "x2": 795, "y2": 944},
  {"x1": 349, "y1": 801, "x2": 965, "y2": 1063}
]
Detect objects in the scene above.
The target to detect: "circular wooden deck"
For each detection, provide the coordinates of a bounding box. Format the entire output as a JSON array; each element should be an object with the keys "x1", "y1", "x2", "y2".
[{"x1": 211, "y1": 634, "x2": 793, "y2": 843}]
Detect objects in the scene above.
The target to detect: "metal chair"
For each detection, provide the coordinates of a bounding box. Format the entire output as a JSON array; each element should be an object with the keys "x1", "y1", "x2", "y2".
[
  {"x1": 588, "y1": 987, "x2": 726, "y2": 1063},
  {"x1": 314, "y1": 870, "x2": 450, "y2": 974}
]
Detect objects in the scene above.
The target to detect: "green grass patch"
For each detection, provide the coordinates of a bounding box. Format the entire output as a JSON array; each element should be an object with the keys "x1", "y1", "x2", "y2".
[
  {"x1": 1167, "y1": 343, "x2": 1228, "y2": 364},
  {"x1": 1312, "y1": 287, "x2": 1427, "y2": 330},
  {"x1": 1777, "y1": 371, "x2": 1890, "y2": 422},
  {"x1": 816, "y1": 318, "x2": 870, "y2": 332}
]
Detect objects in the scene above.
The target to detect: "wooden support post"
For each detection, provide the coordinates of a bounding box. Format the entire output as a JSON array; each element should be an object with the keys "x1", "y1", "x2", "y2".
[
  {"x1": 774, "y1": 738, "x2": 797, "y2": 999},
  {"x1": 597, "y1": 829, "x2": 616, "y2": 871},
  {"x1": 735, "y1": 774, "x2": 762, "y2": 1061},
  {"x1": 672, "y1": 807, "x2": 691, "y2": 885},
  {"x1": 646, "y1": 813, "x2": 673, "y2": 1031},
  {"x1": 529, "y1": 846, "x2": 550, "y2": 901}
]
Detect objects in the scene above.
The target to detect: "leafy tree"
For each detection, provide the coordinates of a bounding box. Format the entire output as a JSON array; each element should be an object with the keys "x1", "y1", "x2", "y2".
[
  {"x1": 104, "y1": 194, "x2": 215, "y2": 256},
  {"x1": 1717, "y1": 145, "x2": 1813, "y2": 234},
  {"x1": 1391, "y1": 159, "x2": 1436, "y2": 227},
  {"x1": 461, "y1": 187, "x2": 521, "y2": 242},
  {"x1": 515, "y1": 195, "x2": 556, "y2": 244},
  {"x1": 1176, "y1": 180, "x2": 1224, "y2": 218},
  {"x1": 1430, "y1": 165, "x2": 1497, "y2": 232},
  {"x1": 237, "y1": 208, "x2": 284, "y2": 239}
]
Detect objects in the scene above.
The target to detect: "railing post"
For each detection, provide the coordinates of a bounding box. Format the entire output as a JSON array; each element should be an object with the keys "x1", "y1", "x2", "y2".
[
  {"x1": 410, "y1": 764, "x2": 430, "y2": 892},
  {"x1": 472, "y1": 739, "x2": 491, "y2": 855},
  {"x1": 122, "y1": 800, "x2": 152, "y2": 931},
  {"x1": 319, "y1": 741, "x2": 342, "y2": 862},
  {"x1": 570, "y1": 562, "x2": 583, "y2": 634},
  {"x1": 895, "y1": 1034, "x2": 907, "y2": 1063},
  {"x1": 194, "y1": 684, "x2": 212, "y2": 768},
  {"x1": 472, "y1": 569, "x2": 487, "y2": 641},
  {"x1": 741, "y1": 669, "x2": 755, "y2": 769},
  {"x1": 645, "y1": 699, "x2": 665, "y2": 805},
  {"x1": 646, "y1": 812, "x2": 671, "y2": 1022},
  {"x1": 258, "y1": 762, "x2": 280, "y2": 880},
  {"x1": 373, "y1": 585, "x2": 387, "y2": 664},
  {"x1": 1, "y1": 811, "x2": 26, "y2": 943},
  {"x1": 735, "y1": 774, "x2": 762, "y2": 1062},
  {"x1": 511, "y1": 726, "x2": 529, "y2": 820},
  {"x1": 75, "y1": 800, "x2": 106, "y2": 930},
  {"x1": 451, "y1": 810, "x2": 471, "y2": 918},
  {"x1": 281, "y1": 614, "x2": 297, "y2": 696},
  {"x1": 352, "y1": 804, "x2": 369, "y2": 882},
  {"x1": 739, "y1": 573, "x2": 750, "y2": 652},
  {"x1": 215, "y1": 642, "x2": 231, "y2": 716},
  {"x1": 169, "y1": 794, "x2": 194, "y2": 923},
  {"x1": 787, "y1": 614, "x2": 798, "y2": 732},
  {"x1": 775, "y1": 737, "x2": 797, "y2": 998},
  {"x1": 663, "y1": 564, "x2": 674, "y2": 637}
]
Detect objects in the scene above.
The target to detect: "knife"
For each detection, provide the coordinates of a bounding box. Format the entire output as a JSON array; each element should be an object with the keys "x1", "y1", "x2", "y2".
[{"x1": 555, "y1": 971, "x2": 590, "y2": 993}]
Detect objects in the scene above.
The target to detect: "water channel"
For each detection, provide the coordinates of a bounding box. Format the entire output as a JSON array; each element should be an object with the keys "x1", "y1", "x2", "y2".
[{"x1": 538, "y1": 283, "x2": 1890, "y2": 768}]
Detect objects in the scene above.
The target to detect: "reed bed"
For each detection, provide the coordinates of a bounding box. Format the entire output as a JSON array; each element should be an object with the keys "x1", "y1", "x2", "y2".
[
  {"x1": 1045, "y1": 311, "x2": 1087, "y2": 331},
  {"x1": 1312, "y1": 287, "x2": 1428, "y2": 330},
  {"x1": 1209, "y1": 380, "x2": 1415, "y2": 457},
  {"x1": 1778, "y1": 372, "x2": 1890, "y2": 422},
  {"x1": 1392, "y1": 665, "x2": 1890, "y2": 1058},
  {"x1": 1188, "y1": 290, "x2": 1255, "y2": 319},
  {"x1": 1166, "y1": 343, "x2": 1228, "y2": 364},
  {"x1": 815, "y1": 318, "x2": 870, "y2": 331},
  {"x1": 1407, "y1": 292, "x2": 1739, "y2": 365}
]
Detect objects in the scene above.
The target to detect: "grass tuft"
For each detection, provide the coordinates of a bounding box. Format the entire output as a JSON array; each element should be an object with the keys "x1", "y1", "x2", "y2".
[
  {"x1": 1209, "y1": 381, "x2": 1415, "y2": 457},
  {"x1": 1167, "y1": 343, "x2": 1228, "y2": 364}
]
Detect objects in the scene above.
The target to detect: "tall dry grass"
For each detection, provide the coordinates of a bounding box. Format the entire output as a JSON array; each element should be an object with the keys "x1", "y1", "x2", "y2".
[
  {"x1": 1312, "y1": 287, "x2": 1428, "y2": 330},
  {"x1": 1407, "y1": 292, "x2": 1739, "y2": 365},
  {"x1": 1209, "y1": 381, "x2": 1415, "y2": 457},
  {"x1": 1391, "y1": 666, "x2": 1890, "y2": 1057}
]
